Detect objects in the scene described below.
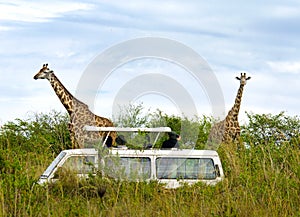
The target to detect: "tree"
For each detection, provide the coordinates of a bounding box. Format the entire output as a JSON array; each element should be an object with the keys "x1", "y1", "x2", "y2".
[{"x1": 113, "y1": 103, "x2": 149, "y2": 127}]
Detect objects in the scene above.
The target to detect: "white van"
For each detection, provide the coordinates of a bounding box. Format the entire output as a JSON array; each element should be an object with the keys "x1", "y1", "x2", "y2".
[{"x1": 37, "y1": 127, "x2": 224, "y2": 189}]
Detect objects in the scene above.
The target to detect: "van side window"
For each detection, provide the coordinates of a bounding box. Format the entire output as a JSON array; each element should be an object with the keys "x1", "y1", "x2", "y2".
[
  {"x1": 156, "y1": 158, "x2": 216, "y2": 180},
  {"x1": 105, "y1": 157, "x2": 151, "y2": 180},
  {"x1": 62, "y1": 156, "x2": 95, "y2": 174}
]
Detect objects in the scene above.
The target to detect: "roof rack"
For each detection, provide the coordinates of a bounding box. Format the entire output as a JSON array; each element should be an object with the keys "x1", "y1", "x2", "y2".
[
  {"x1": 83, "y1": 126, "x2": 172, "y2": 132},
  {"x1": 83, "y1": 126, "x2": 172, "y2": 147}
]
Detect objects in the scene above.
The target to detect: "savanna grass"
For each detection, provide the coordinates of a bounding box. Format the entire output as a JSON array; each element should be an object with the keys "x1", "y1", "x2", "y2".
[{"x1": 0, "y1": 111, "x2": 299, "y2": 216}]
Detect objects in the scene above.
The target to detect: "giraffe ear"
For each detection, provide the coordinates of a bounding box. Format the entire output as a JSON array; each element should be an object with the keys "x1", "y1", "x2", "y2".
[
  {"x1": 246, "y1": 77, "x2": 251, "y2": 80},
  {"x1": 236, "y1": 77, "x2": 241, "y2": 80}
]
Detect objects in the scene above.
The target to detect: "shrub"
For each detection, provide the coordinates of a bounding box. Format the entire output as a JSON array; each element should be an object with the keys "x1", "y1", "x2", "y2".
[{"x1": 241, "y1": 111, "x2": 300, "y2": 147}]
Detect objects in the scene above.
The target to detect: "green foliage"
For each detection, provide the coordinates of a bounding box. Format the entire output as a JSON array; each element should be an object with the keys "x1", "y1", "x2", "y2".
[
  {"x1": 0, "y1": 110, "x2": 71, "y2": 153},
  {"x1": 150, "y1": 111, "x2": 213, "y2": 149},
  {"x1": 114, "y1": 105, "x2": 213, "y2": 149},
  {"x1": 0, "y1": 109, "x2": 299, "y2": 216},
  {"x1": 113, "y1": 103, "x2": 150, "y2": 127},
  {"x1": 242, "y1": 111, "x2": 300, "y2": 146}
]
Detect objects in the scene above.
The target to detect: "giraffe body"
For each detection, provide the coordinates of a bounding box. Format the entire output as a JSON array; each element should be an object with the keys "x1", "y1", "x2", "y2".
[
  {"x1": 34, "y1": 63, "x2": 117, "y2": 148},
  {"x1": 207, "y1": 73, "x2": 251, "y2": 148}
]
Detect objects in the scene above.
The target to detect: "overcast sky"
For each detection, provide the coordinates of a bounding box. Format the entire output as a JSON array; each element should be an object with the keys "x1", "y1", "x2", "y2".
[{"x1": 0, "y1": 0, "x2": 299, "y2": 125}]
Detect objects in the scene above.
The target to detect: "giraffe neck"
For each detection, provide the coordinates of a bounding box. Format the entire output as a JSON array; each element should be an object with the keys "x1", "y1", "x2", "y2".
[
  {"x1": 48, "y1": 73, "x2": 78, "y2": 115},
  {"x1": 228, "y1": 84, "x2": 244, "y2": 121}
]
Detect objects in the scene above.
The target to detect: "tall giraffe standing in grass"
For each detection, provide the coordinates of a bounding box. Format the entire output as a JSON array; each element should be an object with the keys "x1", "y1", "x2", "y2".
[
  {"x1": 207, "y1": 73, "x2": 251, "y2": 148},
  {"x1": 33, "y1": 63, "x2": 117, "y2": 148}
]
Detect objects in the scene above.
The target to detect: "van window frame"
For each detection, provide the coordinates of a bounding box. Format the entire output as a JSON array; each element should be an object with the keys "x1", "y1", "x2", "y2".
[{"x1": 42, "y1": 152, "x2": 66, "y2": 178}]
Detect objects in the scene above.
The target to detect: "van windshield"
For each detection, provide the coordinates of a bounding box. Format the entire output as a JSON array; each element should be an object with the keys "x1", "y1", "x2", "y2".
[
  {"x1": 61, "y1": 155, "x2": 96, "y2": 174},
  {"x1": 156, "y1": 158, "x2": 216, "y2": 180},
  {"x1": 105, "y1": 157, "x2": 151, "y2": 180},
  {"x1": 41, "y1": 152, "x2": 66, "y2": 178}
]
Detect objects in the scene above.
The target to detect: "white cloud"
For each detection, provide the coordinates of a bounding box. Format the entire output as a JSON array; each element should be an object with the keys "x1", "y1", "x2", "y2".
[
  {"x1": 267, "y1": 61, "x2": 300, "y2": 74},
  {"x1": 0, "y1": 26, "x2": 13, "y2": 31},
  {"x1": 0, "y1": 1, "x2": 94, "y2": 23},
  {"x1": 269, "y1": 5, "x2": 300, "y2": 18},
  {"x1": 101, "y1": 0, "x2": 196, "y2": 15}
]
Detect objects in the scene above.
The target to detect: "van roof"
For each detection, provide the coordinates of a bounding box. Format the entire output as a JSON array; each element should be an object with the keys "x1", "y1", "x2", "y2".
[
  {"x1": 61, "y1": 148, "x2": 219, "y2": 157},
  {"x1": 112, "y1": 148, "x2": 219, "y2": 157}
]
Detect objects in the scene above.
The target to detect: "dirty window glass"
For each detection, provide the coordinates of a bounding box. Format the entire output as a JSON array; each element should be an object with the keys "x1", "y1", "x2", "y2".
[
  {"x1": 105, "y1": 157, "x2": 151, "y2": 180},
  {"x1": 156, "y1": 158, "x2": 216, "y2": 180},
  {"x1": 62, "y1": 156, "x2": 95, "y2": 174}
]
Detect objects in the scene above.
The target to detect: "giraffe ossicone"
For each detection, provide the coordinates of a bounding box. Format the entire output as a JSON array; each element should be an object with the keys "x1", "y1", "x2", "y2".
[{"x1": 33, "y1": 63, "x2": 117, "y2": 148}]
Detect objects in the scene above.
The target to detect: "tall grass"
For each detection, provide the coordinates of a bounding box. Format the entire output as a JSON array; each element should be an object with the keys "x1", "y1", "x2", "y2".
[{"x1": 0, "y1": 111, "x2": 299, "y2": 216}]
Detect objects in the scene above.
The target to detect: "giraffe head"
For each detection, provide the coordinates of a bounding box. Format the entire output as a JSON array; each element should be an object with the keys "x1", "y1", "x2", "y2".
[
  {"x1": 33, "y1": 63, "x2": 53, "y2": 80},
  {"x1": 236, "y1": 72, "x2": 251, "y2": 85}
]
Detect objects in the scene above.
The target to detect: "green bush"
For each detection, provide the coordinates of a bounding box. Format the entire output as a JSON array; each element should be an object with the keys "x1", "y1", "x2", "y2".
[
  {"x1": 241, "y1": 111, "x2": 300, "y2": 147},
  {"x1": 0, "y1": 110, "x2": 71, "y2": 154}
]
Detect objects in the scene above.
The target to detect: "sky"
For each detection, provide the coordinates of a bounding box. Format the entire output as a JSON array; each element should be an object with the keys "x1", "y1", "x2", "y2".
[{"x1": 0, "y1": 0, "x2": 300, "y2": 125}]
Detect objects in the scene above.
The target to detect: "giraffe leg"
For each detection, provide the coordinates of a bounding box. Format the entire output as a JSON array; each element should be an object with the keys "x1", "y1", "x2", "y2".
[
  {"x1": 68, "y1": 122, "x2": 77, "y2": 149},
  {"x1": 234, "y1": 131, "x2": 243, "y2": 150},
  {"x1": 109, "y1": 131, "x2": 117, "y2": 147}
]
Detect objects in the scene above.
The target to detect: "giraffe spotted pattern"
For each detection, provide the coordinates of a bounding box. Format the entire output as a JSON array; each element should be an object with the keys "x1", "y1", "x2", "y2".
[{"x1": 34, "y1": 63, "x2": 117, "y2": 148}]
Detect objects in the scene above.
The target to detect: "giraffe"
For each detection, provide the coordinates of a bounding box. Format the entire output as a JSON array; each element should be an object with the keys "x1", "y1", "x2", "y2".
[
  {"x1": 33, "y1": 63, "x2": 117, "y2": 148},
  {"x1": 207, "y1": 72, "x2": 251, "y2": 148}
]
